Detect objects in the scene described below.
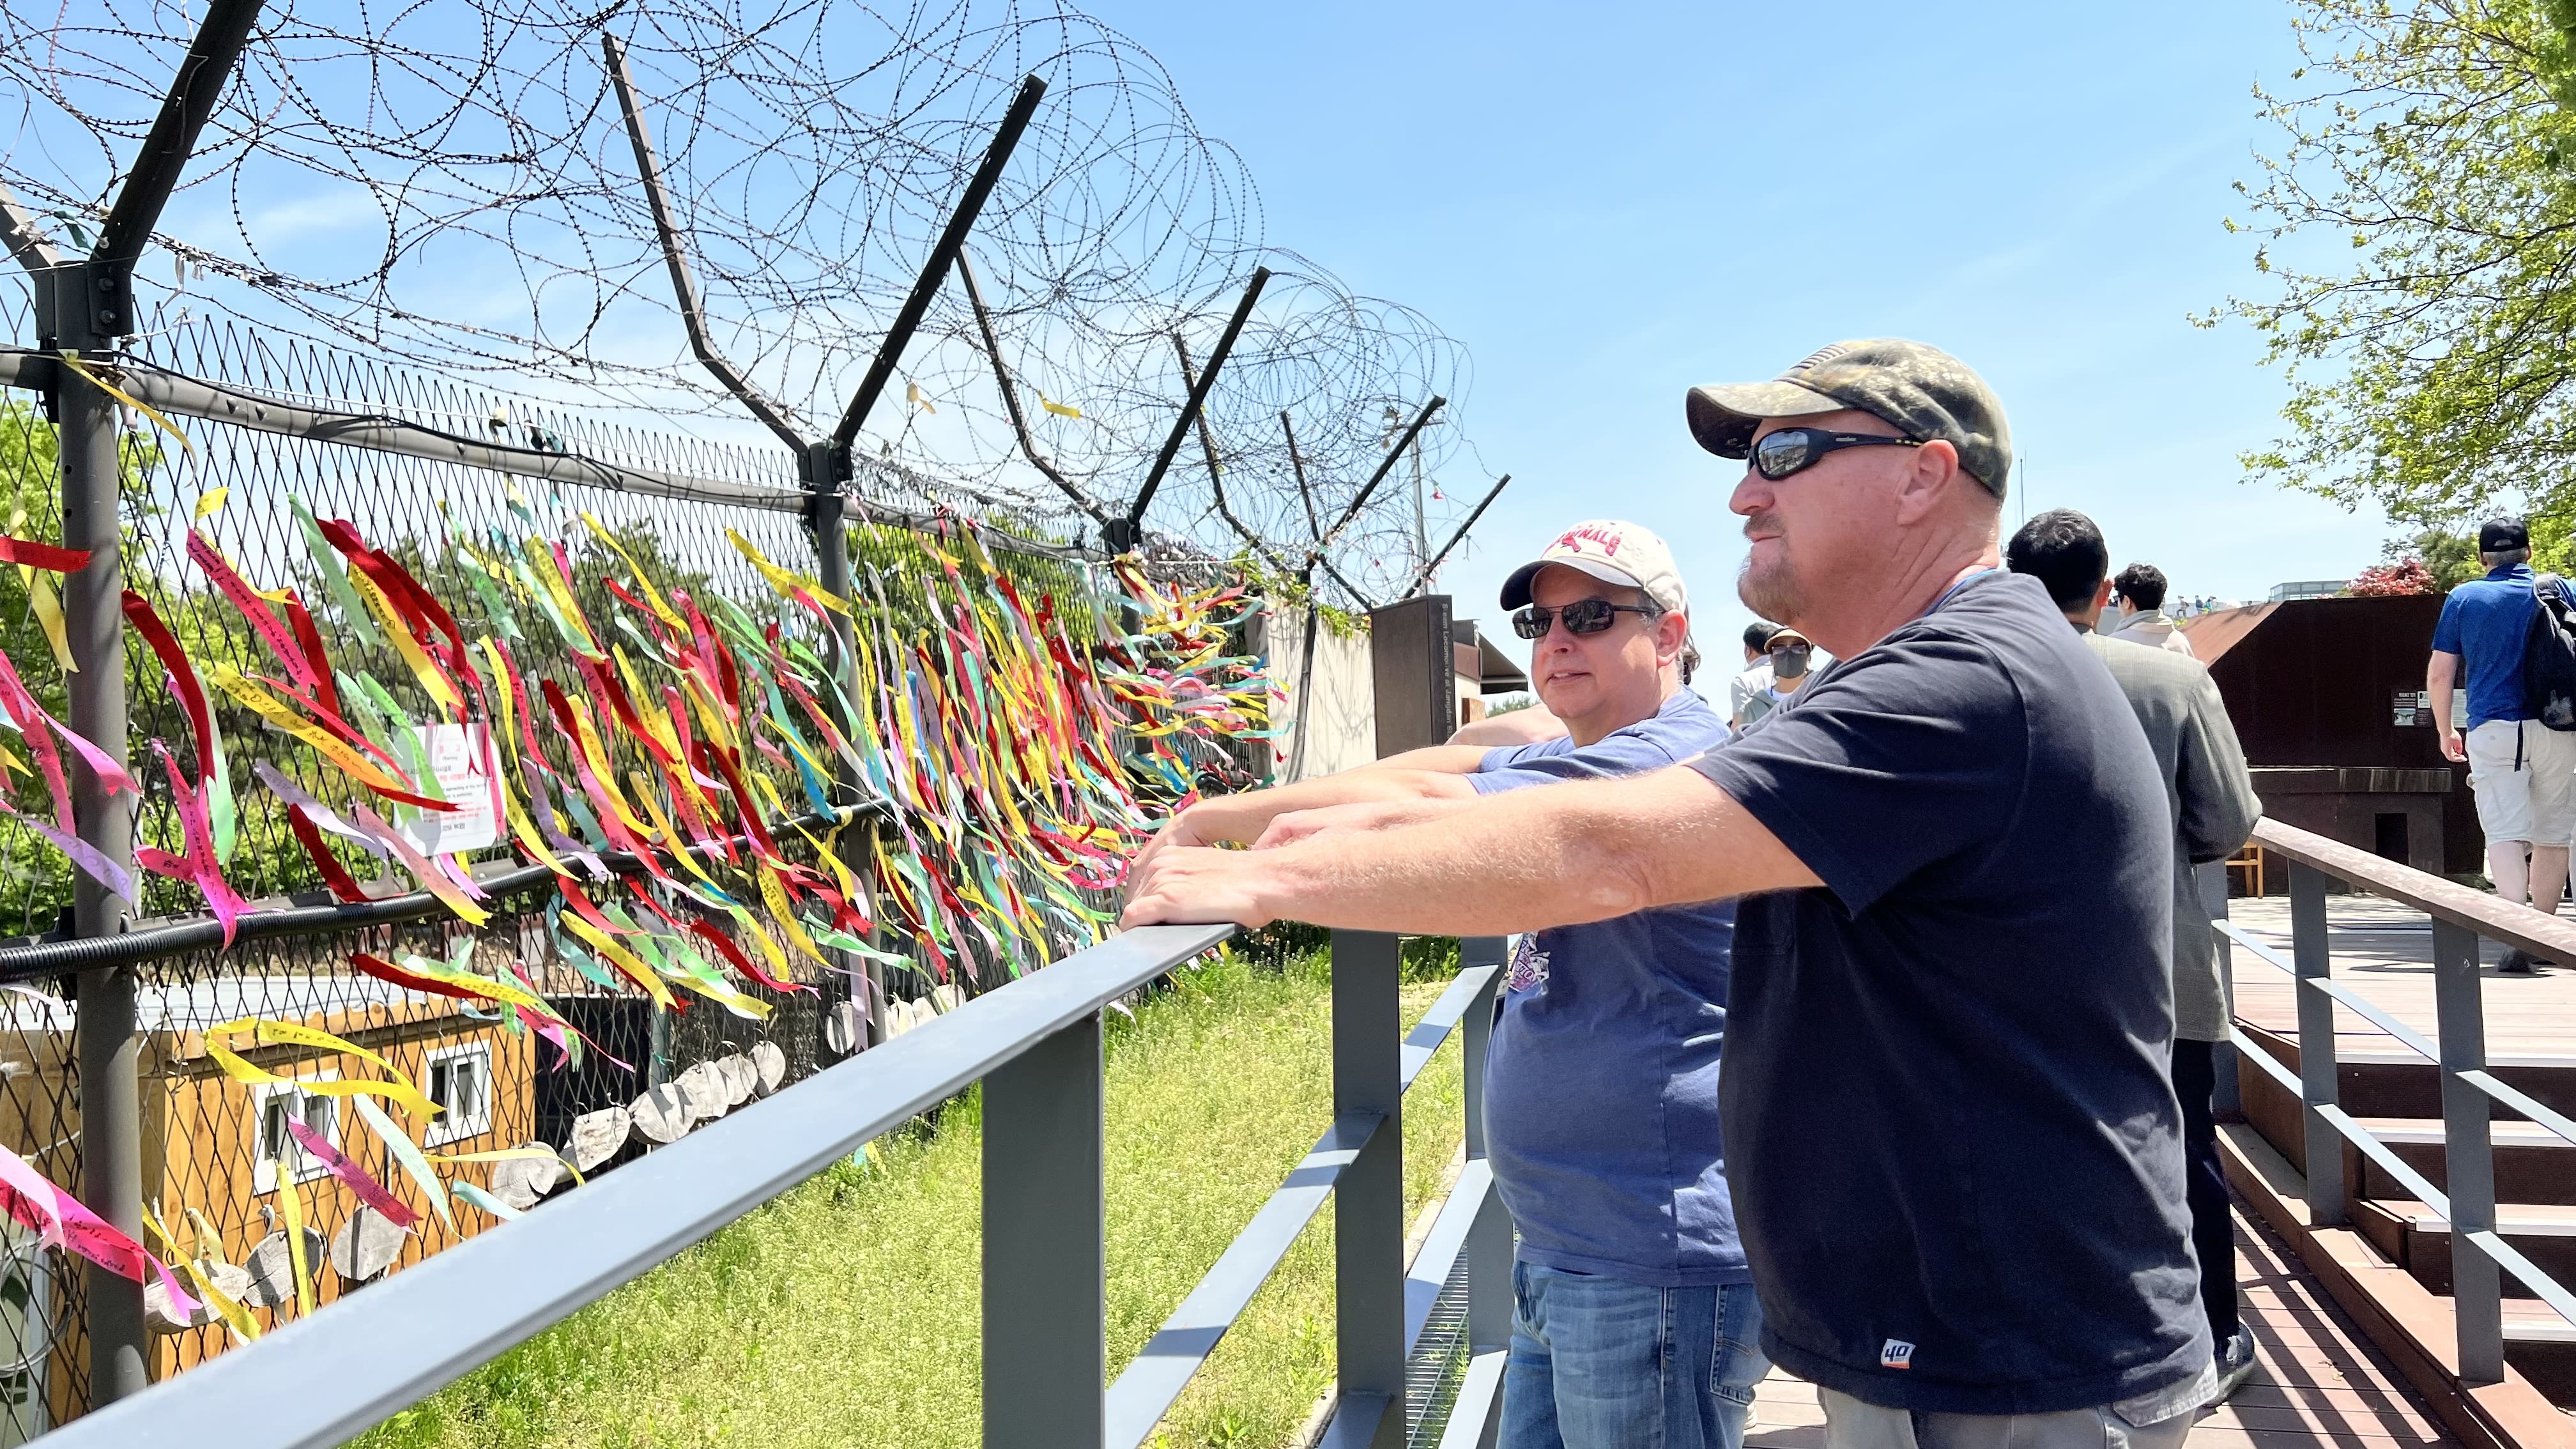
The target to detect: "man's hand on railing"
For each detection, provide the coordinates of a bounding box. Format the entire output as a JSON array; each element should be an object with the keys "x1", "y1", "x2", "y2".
[
  {"x1": 1128, "y1": 808, "x2": 1213, "y2": 880},
  {"x1": 1122, "y1": 845, "x2": 1276, "y2": 928},
  {"x1": 1254, "y1": 797, "x2": 1475, "y2": 850}
]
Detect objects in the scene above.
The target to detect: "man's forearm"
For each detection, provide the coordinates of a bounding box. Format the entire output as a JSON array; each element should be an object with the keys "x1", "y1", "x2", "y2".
[
  {"x1": 1226, "y1": 767, "x2": 1819, "y2": 934},
  {"x1": 2428, "y1": 652, "x2": 2458, "y2": 730},
  {"x1": 1184, "y1": 769, "x2": 1474, "y2": 844}
]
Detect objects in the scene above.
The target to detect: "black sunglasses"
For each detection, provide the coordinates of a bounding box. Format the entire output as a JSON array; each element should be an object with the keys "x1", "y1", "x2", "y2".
[
  {"x1": 1512, "y1": 598, "x2": 1660, "y2": 640},
  {"x1": 1750, "y1": 427, "x2": 1922, "y2": 480}
]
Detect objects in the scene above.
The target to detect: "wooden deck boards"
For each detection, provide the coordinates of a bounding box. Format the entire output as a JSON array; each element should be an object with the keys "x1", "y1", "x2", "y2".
[{"x1": 2226, "y1": 895, "x2": 2576, "y2": 1060}]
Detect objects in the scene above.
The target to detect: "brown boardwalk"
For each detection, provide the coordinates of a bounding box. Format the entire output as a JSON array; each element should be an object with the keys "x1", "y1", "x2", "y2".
[
  {"x1": 1744, "y1": 1206, "x2": 2455, "y2": 1448},
  {"x1": 2225, "y1": 894, "x2": 2576, "y2": 1062}
]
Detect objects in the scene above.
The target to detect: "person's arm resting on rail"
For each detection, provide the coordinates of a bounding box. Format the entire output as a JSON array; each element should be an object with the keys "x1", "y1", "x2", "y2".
[
  {"x1": 1122, "y1": 763, "x2": 1819, "y2": 933},
  {"x1": 1133, "y1": 742, "x2": 1497, "y2": 875}
]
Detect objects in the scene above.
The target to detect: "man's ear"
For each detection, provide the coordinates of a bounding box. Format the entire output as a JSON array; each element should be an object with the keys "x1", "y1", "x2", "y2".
[
  {"x1": 1892, "y1": 440, "x2": 1962, "y2": 525},
  {"x1": 2093, "y1": 578, "x2": 2115, "y2": 613},
  {"x1": 1656, "y1": 609, "x2": 1690, "y2": 665}
]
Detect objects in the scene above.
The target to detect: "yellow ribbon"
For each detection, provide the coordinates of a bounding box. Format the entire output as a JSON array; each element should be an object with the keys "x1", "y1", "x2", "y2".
[
  {"x1": 207, "y1": 664, "x2": 418, "y2": 799},
  {"x1": 583, "y1": 514, "x2": 687, "y2": 630},
  {"x1": 55, "y1": 352, "x2": 195, "y2": 458},
  {"x1": 277, "y1": 1169, "x2": 314, "y2": 1316},
  {"x1": 563, "y1": 915, "x2": 675, "y2": 1009},
  {"x1": 427, "y1": 1145, "x2": 585, "y2": 1188},
  {"x1": 728, "y1": 530, "x2": 849, "y2": 615},
  {"x1": 760, "y1": 864, "x2": 834, "y2": 972},
  {"x1": 206, "y1": 1017, "x2": 440, "y2": 1122}
]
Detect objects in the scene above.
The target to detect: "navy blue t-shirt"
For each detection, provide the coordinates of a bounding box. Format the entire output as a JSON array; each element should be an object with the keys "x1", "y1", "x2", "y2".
[
  {"x1": 2431, "y1": 564, "x2": 2538, "y2": 729},
  {"x1": 1689, "y1": 571, "x2": 2203, "y2": 1414},
  {"x1": 1473, "y1": 688, "x2": 1744, "y2": 1285}
]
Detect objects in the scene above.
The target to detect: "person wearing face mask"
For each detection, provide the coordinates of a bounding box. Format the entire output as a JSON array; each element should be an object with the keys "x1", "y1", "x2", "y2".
[
  {"x1": 1737, "y1": 626, "x2": 1814, "y2": 729},
  {"x1": 1129, "y1": 521, "x2": 1760, "y2": 1449},
  {"x1": 1728, "y1": 618, "x2": 1781, "y2": 726}
]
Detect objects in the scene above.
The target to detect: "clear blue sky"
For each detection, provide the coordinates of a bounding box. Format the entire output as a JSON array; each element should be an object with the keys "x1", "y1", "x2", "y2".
[{"x1": 1098, "y1": 0, "x2": 2381, "y2": 656}]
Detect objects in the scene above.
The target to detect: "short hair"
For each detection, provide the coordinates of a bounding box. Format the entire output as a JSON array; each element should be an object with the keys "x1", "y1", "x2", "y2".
[
  {"x1": 2004, "y1": 508, "x2": 2109, "y2": 610},
  {"x1": 2112, "y1": 562, "x2": 2168, "y2": 612},
  {"x1": 1742, "y1": 620, "x2": 1777, "y2": 654},
  {"x1": 2486, "y1": 546, "x2": 2533, "y2": 569}
]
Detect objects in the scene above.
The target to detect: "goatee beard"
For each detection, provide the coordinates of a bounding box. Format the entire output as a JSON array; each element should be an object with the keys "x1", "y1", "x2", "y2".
[{"x1": 1739, "y1": 556, "x2": 1802, "y2": 629}]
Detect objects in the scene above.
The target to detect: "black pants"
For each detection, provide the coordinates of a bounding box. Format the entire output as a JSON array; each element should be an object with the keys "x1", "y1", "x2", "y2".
[{"x1": 2171, "y1": 1038, "x2": 2241, "y2": 1344}]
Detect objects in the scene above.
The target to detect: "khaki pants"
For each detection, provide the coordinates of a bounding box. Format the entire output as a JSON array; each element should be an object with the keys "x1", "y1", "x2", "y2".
[{"x1": 1820, "y1": 1368, "x2": 2211, "y2": 1449}]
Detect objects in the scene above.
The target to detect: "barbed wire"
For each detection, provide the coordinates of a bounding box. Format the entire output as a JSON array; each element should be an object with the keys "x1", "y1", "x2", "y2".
[{"x1": 0, "y1": 0, "x2": 1496, "y2": 602}]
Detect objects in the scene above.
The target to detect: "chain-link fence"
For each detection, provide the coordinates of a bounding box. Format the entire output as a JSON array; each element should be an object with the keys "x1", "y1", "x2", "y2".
[{"x1": 0, "y1": 310, "x2": 1245, "y2": 1432}]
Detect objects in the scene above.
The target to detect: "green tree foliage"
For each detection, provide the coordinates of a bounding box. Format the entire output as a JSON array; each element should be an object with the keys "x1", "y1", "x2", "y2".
[
  {"x1": 2221, "y1": 1, "x2": 2576, "y2": 524},
  {"x1": 2381, "y1": 526, "x2": 2483, "y2": 587}
]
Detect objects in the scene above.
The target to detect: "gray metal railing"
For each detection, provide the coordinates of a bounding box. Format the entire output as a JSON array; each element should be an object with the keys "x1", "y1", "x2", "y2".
[
  {"x1": 34, "y1": 925, "x2": 1510, "y2": 1449},
  {"x1": 2222, "y1": 816, "x2": 2576, "y2": 1385}
]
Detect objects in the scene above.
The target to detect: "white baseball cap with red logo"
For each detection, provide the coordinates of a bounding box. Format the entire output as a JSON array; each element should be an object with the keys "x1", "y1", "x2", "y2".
[{"x1": 1499, "y1": 519, "x2": 1689, "y2": 616}]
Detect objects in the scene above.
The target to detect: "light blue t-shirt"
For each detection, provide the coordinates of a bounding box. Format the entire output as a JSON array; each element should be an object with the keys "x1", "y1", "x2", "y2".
[
  {"x1": 2433, "y1": 564, "x2": 2539, "y2": 730},
  {"x1": 1470, "y1": 687, "x2": 1745, "y2": 1286}
]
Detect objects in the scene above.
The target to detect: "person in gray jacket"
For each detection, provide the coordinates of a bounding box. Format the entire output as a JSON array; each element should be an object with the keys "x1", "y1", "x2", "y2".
[{"x1": 2008, "y1": 509, "x2": 2263, "y2": 1400}]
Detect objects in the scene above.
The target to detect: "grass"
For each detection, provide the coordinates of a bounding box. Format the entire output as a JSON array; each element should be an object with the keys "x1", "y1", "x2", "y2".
[{"x1": 353, "y1": 946, "x2": 1467, "y2": 1449}]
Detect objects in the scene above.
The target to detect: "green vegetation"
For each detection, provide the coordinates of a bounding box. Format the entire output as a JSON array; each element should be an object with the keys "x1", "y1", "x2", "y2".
[
  {"x1": 354, "y1": 946, "x2": 1469, "y2": 1449},
  {"x1": 2221, "y1": 2, "x2": 2576, "y2": 531}
]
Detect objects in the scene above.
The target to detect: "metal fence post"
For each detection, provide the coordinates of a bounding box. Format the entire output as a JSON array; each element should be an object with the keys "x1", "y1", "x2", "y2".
[
  {"x1": 57, "y1": 268, "x2": 148, "y2": 1406},
  {"x1": 2200, "y1": 861, "x2": 2241, "y2": 1116},
  {"x1": 982, "y1": 1011, "x2": 1105, "y2": 1449},
  {"x1": 1456, "y1": 937, "x2": 1510, "y2": 1365},
  {"x1": 1332, "y1": 930, "x2": 1405, "y2": 1449},
  {"x1": 2288, "y1": 861, "x2": 2346, "y2": 1227},
  {"x1": 2432, "y1": 918, "x2": 2504, "y2": 1383}
]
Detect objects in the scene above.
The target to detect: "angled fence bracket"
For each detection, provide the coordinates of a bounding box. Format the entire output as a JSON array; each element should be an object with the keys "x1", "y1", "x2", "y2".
[{"x1": 1124, "y1": 266, "x2": 1271, "y2": 537}]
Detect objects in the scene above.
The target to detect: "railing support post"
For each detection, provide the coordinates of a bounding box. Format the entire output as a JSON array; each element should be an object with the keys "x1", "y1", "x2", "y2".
[
  {"x1": 1332, "y1": 930, "x2": 1406, "y2": 1449},
  {"x1": 2199, "y1": 861, "x2": 2241, "y2": 1117},
  {"x1": 2288, "y1": 861, "x2": 2347, "y2": 1227},
  {"x1": 1457, "y1": 937, "x2": 1510, "y2": 1360},
  {"x1": 983, "y1": 1012, "x2": 1106, "y2": 1449},
  {"x1": 2434, "y1": 918, "x2": 2504, "y2": 1383}
]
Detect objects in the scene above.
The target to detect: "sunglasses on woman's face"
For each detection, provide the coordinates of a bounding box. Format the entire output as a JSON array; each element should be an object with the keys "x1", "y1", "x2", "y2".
[
  {"x1": 1511, "y1": 598, "x2": 1660, "y2": 641},
  {"x1": 1750, "y1": 427, "x2": 1922, "y2": 481}
]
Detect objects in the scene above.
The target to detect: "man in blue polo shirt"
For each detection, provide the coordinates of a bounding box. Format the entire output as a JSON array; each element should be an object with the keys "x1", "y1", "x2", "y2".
[
  {"x1": 1133, "y1": 520, "x2": 1756, "y2": 1449},
  {"x1": 2429, "y1": 516, "x2": 2574, "y2": 972}
]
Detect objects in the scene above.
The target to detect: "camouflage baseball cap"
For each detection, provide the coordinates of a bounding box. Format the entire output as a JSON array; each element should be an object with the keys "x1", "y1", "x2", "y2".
[{"x1": 1685, "y1": 339, "x2": 2014, "y2": 498}]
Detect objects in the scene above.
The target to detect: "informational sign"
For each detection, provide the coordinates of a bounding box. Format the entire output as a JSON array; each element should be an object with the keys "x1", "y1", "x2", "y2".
[{"x1": 396, "y1": 724, "x2": 502, "y2": 857}]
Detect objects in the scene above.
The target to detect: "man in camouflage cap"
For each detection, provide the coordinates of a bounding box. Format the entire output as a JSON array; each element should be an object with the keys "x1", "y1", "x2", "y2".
[{"x1": 1125, "y1": 340, "x2": 2210, "y2": 1449}]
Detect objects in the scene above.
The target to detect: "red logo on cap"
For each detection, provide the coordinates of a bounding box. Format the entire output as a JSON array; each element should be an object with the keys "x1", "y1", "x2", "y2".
[{"x1": 1553, "y1": 525, "x2": 1625, "y2": 558}]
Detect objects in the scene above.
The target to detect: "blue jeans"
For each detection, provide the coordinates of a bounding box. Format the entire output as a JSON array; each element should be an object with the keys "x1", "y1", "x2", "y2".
[{"x1": 1501, "y1": 1261, "x2": 1770, "y2": 1449}]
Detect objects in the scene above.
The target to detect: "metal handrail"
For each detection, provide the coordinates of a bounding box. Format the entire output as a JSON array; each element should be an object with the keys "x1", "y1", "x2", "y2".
[
  {"x1": 37, "y1": 924, "x2": 1512, "y2": 1449},
  {"x1": 2231, "y1": 816, "x2": 2576, "y2": 1384}
]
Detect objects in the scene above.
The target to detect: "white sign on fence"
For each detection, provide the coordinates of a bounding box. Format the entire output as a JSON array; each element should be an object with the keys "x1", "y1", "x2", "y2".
[{"x1": 396, "y1": 724, "x2": 502, "y2": 857}]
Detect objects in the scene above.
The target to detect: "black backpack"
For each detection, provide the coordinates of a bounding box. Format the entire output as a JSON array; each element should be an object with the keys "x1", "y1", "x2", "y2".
[{"x1": 2526, "y1": 573, "x2": 2576, "y2": 730}]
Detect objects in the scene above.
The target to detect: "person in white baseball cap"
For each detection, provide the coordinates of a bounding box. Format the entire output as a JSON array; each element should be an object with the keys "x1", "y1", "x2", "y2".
[{"x1": 1128, "y1": 520, "x2": 1765, "y2": 1449}]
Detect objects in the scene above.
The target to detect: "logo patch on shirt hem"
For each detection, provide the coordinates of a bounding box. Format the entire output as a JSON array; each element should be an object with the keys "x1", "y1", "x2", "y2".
[{"x1": 1880, "y1": 1339, "x2": 1914, "y2": 1370}]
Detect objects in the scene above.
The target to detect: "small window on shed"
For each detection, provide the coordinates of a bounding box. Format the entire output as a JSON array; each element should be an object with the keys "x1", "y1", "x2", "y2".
[{"x1": 424, "y1": 1043, "x2": 494, "y2": 1146}]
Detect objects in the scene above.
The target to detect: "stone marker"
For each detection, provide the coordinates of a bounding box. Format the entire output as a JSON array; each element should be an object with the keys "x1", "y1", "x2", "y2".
[
  {"x1": 240, "y1": 1227, "x2": 329, "y2": 1309},
  {"x1": 824, "y1": 1001, "x2": 863, "y2": 1055},
  {"x1": 146, "y1": 1259, "x2": 252, "y2": 1333},
  {"x1": 489, "y1": 1142, "x2": 568, "y2": 1210},
  {"x1": 678, "y1": 1061, "x2": 728, "y2": 1122},
  {"x1": 568, "y1": 1105, "x2": 631, "y2": 1171},
  {"x1": 630, "y1": 1082, "x2": 693, "y2": 1144},
  {"x1": 716, "y1": 1054, "x2": 754, "y2": 1106},
  {"x1": 330, "y1": 1206, "x2": 408, "y2": 1284},
  {"x1": 751, "y1": 1039, "x2": 786, "y2": 1094}
]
